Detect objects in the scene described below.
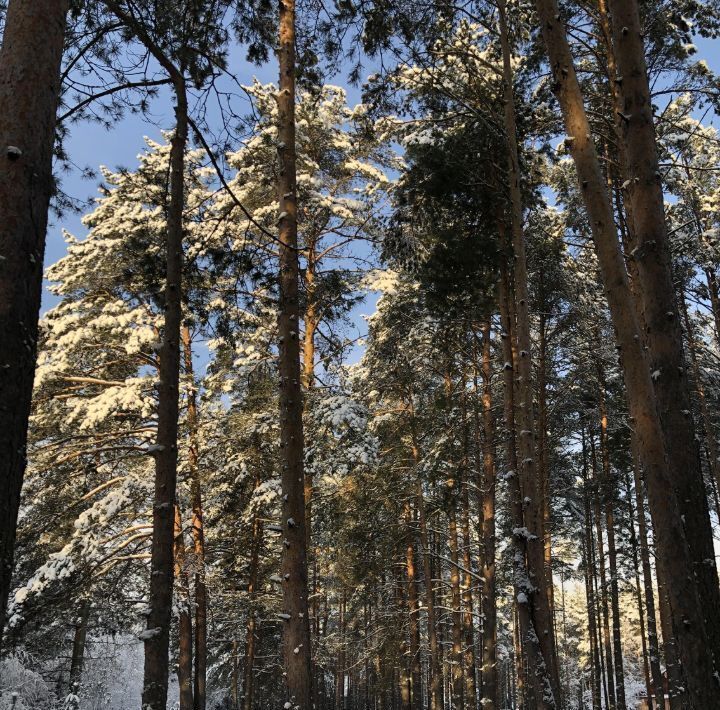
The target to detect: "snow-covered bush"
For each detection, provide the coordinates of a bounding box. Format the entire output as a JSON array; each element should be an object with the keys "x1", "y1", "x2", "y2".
[{"x1": 0, "y1": 653, "x2": 53, "y2": 709}]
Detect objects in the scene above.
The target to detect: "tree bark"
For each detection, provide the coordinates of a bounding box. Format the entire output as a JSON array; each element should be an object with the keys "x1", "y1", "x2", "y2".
[
  {"x1": 590, "y1": 434, "x2": 616, "y2": 710},
  {"x1": 335, "y1": 591, "x2": 346, "y2": 710},
  {"x1": 175, "y1": 505, "x2": 194, "y2": 710},
  {"x1": 404, "y1": 504, "x2": 423, "y2": 710},
  {"x1": 480, "y1": 320, "x2": 497, "y2": 710},
  {"x1": 497, "y1": 226, "x2": 555, "y2": 709},
  {"x1": 142, "y1": 81, "x2": 188, "y2": 710},
  {"x1": 597, "y1": 376, "x2": 626, "y2": 710},
  {"x1": 608, "y1": 0, "x2": 720, "y2": 672},
  {"x1": 623, "y1": 470, "x2": 652, "y2": 708},
  {"x1": 409, "y1": 414, "x2": 443, "y2": 710},
  {"x1": 497, "y1": 4, "x2": 560, "y2": 701},
  {"x1": 581, "y1": 430, "x2": 602, "y2": 710},
  {"x1": 532, "y1": 3, "x2": 720, "y2": 703},
  {"x1": 181, "y1": 324, "x2": 207, "y2": 710},
  {"x1": 0, "y1": 0, "x2": 69, "y2": 641},
  {"x1": 276, "y1": 0, "x2": 312, "y2": 705},
  {"x1": 459, "y1": 417, "x2": 478, "y2": 708},
  {"x1": 243, "y1": 472, "x2": 263, "y2": 710},
  {"x1": 68, "y1": 599, "x2": 90, "y2": 691},
  {"x1": 448, "y1": 486, "x2": 465, "y2": 710}
]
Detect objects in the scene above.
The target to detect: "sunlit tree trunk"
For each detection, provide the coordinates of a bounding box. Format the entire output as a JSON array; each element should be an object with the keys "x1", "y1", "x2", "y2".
[{"x1": 590, "y1": 434, "x2": 616, "y2": 710}]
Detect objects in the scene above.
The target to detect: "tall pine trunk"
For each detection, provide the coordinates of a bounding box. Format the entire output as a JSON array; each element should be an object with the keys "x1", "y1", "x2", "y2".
[
  {"x1": 142, "y1": 82, "x2": 188, "y2": 710},
  {"x1": 243, "y1": 471, "x2": 263, "y2": 710},
  {"x1": 496, "y1": 4, "x2": 560, "y2": 700},
  {"x1": 0, "y1": 0, "x2": 69, "y2": 640},
  {"x1": 607, "y1": 0, "x2": 720, "y2": 670},
  {"x1": 597, "y1": 376, "x2": 626, "y2": 709},
  {"x1": 480, "y1": 320, "x2": 497, "y2": 709},
  {"x1": 409, "y1": 413, "x2": 443, "y2": 710},
  {"x1": 590, "y1": 434, "x2": 616, "y2": 710},
  {"x1": 181, "y1": 324, "x2": 207, "y2": 710},
  {"x1": 175, "y1": 505, "x2": 194, "y2": 710},
  {"x1": 497, "y1": 225, "x2": 555, "y2": 709},
  {"x1": 532, "y1": 3, "x2": 720, "y2": 703},
  {"x1": 277, "y1": 0, "x2": 312, "y2": 704}
]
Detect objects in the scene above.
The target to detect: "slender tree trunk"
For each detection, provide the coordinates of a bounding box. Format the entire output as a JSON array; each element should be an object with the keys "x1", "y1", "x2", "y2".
[
  {"x1": 181, "y1": 325, "x2": 207, "y2": 710},
  {"x1": 608, "y1": 0, "x2": 720, "y2": 673},
  {"x1": 597, "y1": 377, "x2": 626, "y2": 709},
  {"x1": 458, "y1": 379, "x2": 478, "y2": 708},
  {"x1": 0, "y1": 0, "x2": 69, "y2": 641},
  {"x1": 68, "y1": 599, "x2": 90, "y2": 690},
  {"x1": 231, "y1": 639, "x2": 240, "y2": 710},
  {"x1": 581, "y1": 432, "x2": 602, "y2": 710},
  {"x1": 480, "y1": 320, "x2": 497, "y2": 710},
  {"x1": 681, "y1": 291, "x2": 720, "y2": 492},
  {"x1": 397, "y1": 578, "x2": 412, "y2": 710},
  {"x1": 537, "y1": 310, "x2": 554, "y2": 624},
  {"x1": 243, "y1": 471, "x2": 263, "y2": 710},
  {"x1": 497, "y1": 4, "x2": 560, "y2": 701},
  {"x1": 175, "y1": 505, "x2": 194, "y2": 710},
  {"x1": 448, "y1": 487, "x2": 465, "y2": 710},
  {"x1": 142, "y1": 82, "x2": 188, "y2": 710},
  {"x1": 590, "y1": 434, "x2": 616, "y2": 710},
  {"x1": 533, "y1": 4, "x2": 720, "y2": 703},
  {"x1": 277, "y1": 0, "x2": 312, "y2": 704},
  {"x1": 335, "y1": 591, "x2": 346, "y2": 710},
  {"x1": 302, "y1": 240, "x2": 320, "y2": 708},
  {"x1": 404, "y1": 504, "x2": 423, "y2": 710},
  {"x1": 497, "y1": 225, "x2": 555, "y2": 709},
  {"x1": 623, "y1": 470, "x2": 652, "y2": 707},
  {"x1": 460, "y1": 442, "x2": 478, "y2": 708},
  {"x1": 410, "y1": 415, "x2": 443, "y2": 710}
]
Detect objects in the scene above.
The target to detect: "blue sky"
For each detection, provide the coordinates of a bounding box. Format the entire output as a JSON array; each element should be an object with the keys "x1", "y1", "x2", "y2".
[{"x1": 45, "y1": 31, "x2": 720, "y2": 332}]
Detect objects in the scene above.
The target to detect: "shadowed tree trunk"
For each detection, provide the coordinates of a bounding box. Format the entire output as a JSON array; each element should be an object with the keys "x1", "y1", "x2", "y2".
[
  {"x1": 597, "y1": 374, "x2": 625, "y2": 710},
  {"x1": 480, "y1": 320, "x2": 497, "y2": 709},
  {"x1": 68, "y1": 599, "x2": 90, "y2": 691},
  {"x1": 590, "y1": 434, "x2": 616, "y2": 710},
  {"x1": 497, "y1": 222, "x2": 555, "y2": 709},
  {"x1": 0, "y1": 0, "x2": 69, "y2": 642},
  {"x1": 608, "y1": 0, "x2": 720, "y2": 672},
  {"x1": 243, "y1": 470, "x2": 263, "y2": 710},
  {"x1": 533, "y1": 2, "x2": 720, "y2": 703},
  {"x1": 142, "y1": 81, "x2": 188, "y2": 710},
  {"x1": 175, "y1": 505, "x2": 194, "y2": 710},
  {"x1": 496, "y1": 4, "x2": 560, "y2": 701},
  {"x1": 181, "y1": 324, "x2": 207, "y2": 710},
  {"x1": 276, "y1": 0, "x2": 312, "y2": 705}
]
